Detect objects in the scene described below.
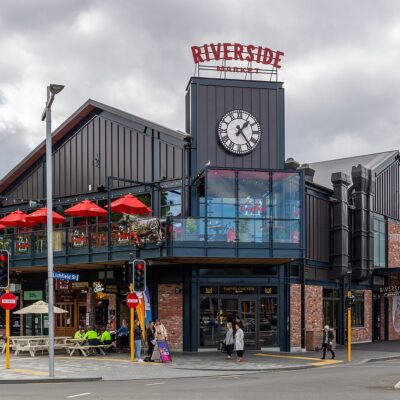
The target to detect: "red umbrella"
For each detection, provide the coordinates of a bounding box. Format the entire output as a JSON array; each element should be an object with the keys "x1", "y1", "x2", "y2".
[
  {"x1": 0, "y1": 210, "x2": 33, "y2": 228},
  {"x1": 109, "y1": 194, "x2": 151, "y2": 215},
  {"x1": 0, "y1": 224, "x2": 6, "y2": 230},
  {"x1": 27, "y1": 207, "x2": 66, "y2": 224},
  {"x1": 64, "y1": 199, "x2": 107, "y2": 217}
]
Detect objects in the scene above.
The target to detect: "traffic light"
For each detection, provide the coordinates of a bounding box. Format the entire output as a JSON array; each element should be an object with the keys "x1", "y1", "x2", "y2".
[
  {"x1": 0, "y1": 250, "x2": 9, "y2": 289},
  {"x1": 133, "y1": 259, "x2": 146, "y2": 293}
]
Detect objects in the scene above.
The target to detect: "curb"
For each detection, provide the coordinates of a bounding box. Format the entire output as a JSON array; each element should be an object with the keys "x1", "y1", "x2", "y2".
[
  {"x1": 364, "y1": 355, "x2": 400, "y2": 364},
  {"x1": 172, "y1": 364, "x2": 316, "y2": 372},
  {"x1": 0, "y1": 377, "x2": 102, "y2": 385}
]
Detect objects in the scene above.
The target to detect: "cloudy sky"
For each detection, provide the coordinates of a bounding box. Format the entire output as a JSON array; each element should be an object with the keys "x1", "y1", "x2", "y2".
[{"x1": 1, "y1": 0, "x2": 400, "y2": 179}]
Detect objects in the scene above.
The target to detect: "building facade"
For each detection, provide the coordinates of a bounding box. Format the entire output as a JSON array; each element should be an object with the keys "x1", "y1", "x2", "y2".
[{"x1": 0, "y1": 75, "x2": 400, "y2": 352}]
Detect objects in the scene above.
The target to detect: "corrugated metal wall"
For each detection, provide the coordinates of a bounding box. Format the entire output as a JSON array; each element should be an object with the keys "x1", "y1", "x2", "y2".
[
  {"x1": 2, "y1": 113, "x2": 184, "y2": 204},
  {"x1": 374, "y1": 161, "x2": 400, "y2": 220},
  {"x1": 306, "y1": 192, "x2": 331, "y2": 262}
]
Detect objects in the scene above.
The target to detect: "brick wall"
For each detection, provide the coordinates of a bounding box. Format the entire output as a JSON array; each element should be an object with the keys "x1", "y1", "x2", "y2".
[
  {"x1": 157, "y1": 284, "x2": 183, "y2": 350},
  {"x1": 388, "y1": 221, "x2": 400, "y2": 268},
  {"x1": 304, "y1": 285, "x2": 323, "y2": 350},
  {"x1": 388, "y1": 275, "x2": 400, "y2": 340},
  {"x1": 290, "y1": 284, "x2": 302, "y2": 349},
  {"x1": 351, "y1": 290, "x2": 372, "y2": 342}
]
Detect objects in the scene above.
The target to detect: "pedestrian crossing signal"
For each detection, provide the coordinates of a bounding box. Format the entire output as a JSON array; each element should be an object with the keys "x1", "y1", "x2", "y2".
[
  {"x1": 0, "y1": 250, "x2": 9, "y2": 289},
  {"x1": 133, "y1": 259, "x2": 146, "y2": 293}
]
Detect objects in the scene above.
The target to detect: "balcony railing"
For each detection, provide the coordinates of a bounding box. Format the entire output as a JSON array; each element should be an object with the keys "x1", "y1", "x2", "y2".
[{"x1": 0, "y1": 216, "x2": 302, "y2": 264}]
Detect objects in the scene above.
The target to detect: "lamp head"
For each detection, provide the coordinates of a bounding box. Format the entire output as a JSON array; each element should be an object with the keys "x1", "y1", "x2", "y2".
[{"x1": 49, "y1": 84, "x2": 64, "y2": 95}]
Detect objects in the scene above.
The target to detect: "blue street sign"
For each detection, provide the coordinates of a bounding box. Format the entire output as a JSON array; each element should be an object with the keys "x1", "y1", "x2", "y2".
[{"x1": 53, "y1": 272, "x2": 79, "y2": 282}]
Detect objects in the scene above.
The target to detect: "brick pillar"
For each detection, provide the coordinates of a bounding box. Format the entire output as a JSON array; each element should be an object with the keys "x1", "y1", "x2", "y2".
[
  {"x1": 290, "y1": 284, "x2": 302, "y2": 349},
  {"x1": 305, "y1": 285, "x2": 323, "y2": 350},
  {"x1": 158, "y1": 284, "x2": 183, "y2": 350}
]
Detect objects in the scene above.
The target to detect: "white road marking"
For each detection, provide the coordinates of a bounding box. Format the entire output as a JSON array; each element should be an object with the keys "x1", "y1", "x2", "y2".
[
  {"x1": 218, "y1": 375, "x2": 241, "y2": 378},
  {"x1": 145, "y1": 382, "x2": 165, "y2": 386},
  {"x1": 394, "y1": 380, "x2": 400, "y2": 390},
  {"x1": 67, "y1": 393, "x2": 91, "y2": 398}
]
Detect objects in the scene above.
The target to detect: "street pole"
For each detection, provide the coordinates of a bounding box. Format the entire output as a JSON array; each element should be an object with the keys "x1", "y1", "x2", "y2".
[
  {"x1": 347, "y1": 290, "x2": 352, "y2": 362},
  {"x1": 130, "y1": 283, "x2": 135, "y2": 362},
  {"x1": 5, "y1": 288, "x2": 10, "y2": 369},
  {"x1": 42, "y1": 84, "x2": 64, "y2": 378}
]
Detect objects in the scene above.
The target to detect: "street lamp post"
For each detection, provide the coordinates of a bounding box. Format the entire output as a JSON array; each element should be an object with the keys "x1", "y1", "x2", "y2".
[{"x1": 41, "y1": 84, "x2": 64, "y2": 378}]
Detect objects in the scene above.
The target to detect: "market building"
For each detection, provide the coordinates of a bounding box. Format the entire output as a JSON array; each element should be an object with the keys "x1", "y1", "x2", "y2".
[{"x1": 0, "y1": 44, "x2": 400, "y2": 352}]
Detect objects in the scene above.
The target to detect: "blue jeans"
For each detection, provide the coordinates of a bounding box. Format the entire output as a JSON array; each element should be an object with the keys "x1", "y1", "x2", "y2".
[{"x1": 134, "y1": 340, "x2": 142, "y2": 360}]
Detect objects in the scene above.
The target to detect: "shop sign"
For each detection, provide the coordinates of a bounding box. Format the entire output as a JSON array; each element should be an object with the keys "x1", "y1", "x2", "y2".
[
  {"x1": 239, "y1": 197, "x2": 267, "y2": 217},
  {"x1": 380, "y1": 286, "x2": 400, "y2": 297},
  {"x1": 221, "y1": 286, "x2": 257, "y2": 295},
  {"x1": 56, "y1": 280, "x2": 71, "y2": 290},
  {"x1": 200, "y1": 286, "x2": 218, "y2": 295},
  {"x1": 93, "y1": 282, "x2": 104, "y2": 293},
  {"x1": 191, "y1": 43, "x2": 284, "y2": 70},
  {"x1": 260, "y1": 286, "x2": 277, "y2": 295},
  {"x1": 106, "y1": 285, "x2": 118, "y2": 293},
  {"x1": 72, "y1": 282, "x2": 89, "y2": 289},
  {"x1": 23, "y1": 291, "x2": 42, "y2": 301}
]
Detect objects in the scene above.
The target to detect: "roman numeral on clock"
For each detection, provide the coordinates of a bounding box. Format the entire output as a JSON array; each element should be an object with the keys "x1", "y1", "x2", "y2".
[{"x1": 220, "y1": 135, "x2": 229, "y2": 144}]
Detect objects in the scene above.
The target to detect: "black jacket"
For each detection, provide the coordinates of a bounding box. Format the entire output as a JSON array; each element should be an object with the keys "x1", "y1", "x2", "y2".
[
  {"x1": 147, "y1": 327, "x2": 155, "y2": 344},
  {"x1": 134, "y1": 325, "x2": 142, "y2": 340},
  {"x1": 322, "y1": 330, "x2": 334, "y2": 348}
]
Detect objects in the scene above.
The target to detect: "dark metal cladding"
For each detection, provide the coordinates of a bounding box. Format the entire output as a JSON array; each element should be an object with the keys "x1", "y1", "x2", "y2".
[
  {"x1": 329, "y1": 172, "x2": 351, "y2": 279},
  {"x1": 186, "y1": 77, "x2": 285, "y2": 175},
  {"x1": 351, "y1": 164, "x2": 374, "y2": 281},
  {"x1": 374, "y1": 159, "x2": 400, "y2": 220},
  {"x1": 305, "y1": 189, "x2": 330, "y2": 263},
  {"x1": 1, "y1": 112, "x2": 185, "y2": 206}
]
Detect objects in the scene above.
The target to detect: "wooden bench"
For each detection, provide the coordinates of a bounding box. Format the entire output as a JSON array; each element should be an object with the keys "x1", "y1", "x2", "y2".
[{"x1": 14, "y1": 343, "x2": 49, "y2": 357}]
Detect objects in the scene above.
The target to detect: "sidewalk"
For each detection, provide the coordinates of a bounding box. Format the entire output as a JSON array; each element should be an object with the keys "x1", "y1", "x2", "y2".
[{"x1": 0, "y1": 341, "x2": 399, "y2": 383}]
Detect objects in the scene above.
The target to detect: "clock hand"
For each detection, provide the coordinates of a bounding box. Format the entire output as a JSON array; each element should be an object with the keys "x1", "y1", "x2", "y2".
[
  {"x1": 239, "y1": 130, "x2": 251, "y2": 146},
  {"x1": 235, "y1": 125, "x2": 243, "y2": 136},
  {"x1": 242, "y1": 121, "x2": 250, "y2": 129}
]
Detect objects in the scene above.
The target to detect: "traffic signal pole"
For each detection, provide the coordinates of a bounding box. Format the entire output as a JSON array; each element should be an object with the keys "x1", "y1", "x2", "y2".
[
  {"x1": 129, "y1": 283, "x2": 135, "y2": 363},
  {"x1": 5, "y1": 287, "x2": 10, "y2": 369},
  {"x1": 347, "y1": 290, "x2": 352, "y2": 362}
]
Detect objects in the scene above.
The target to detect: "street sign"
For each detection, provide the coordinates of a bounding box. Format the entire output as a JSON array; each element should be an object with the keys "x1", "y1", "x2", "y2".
[
  {"x1": 126, "y1": 292, "x2": 139, "y2": 309},
  {"x1": 53, "y1": 272, "x2": 79, "y2": 281},
  {"x1": 0, "y1": 292, "x2": 17, "y2": 310}
]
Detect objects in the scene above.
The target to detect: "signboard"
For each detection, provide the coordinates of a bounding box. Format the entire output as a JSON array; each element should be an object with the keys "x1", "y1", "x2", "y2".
[
  {"x1": 388, "y1": 221, "x2": 400, "y2": 268},
  {"x1": 72, "y1": 282, "x2": 89, "y2": 289},
  {"x1": 191, "y1": 42, "x2": 284, "y2": 80},
  {"x1": 23, "y1": 290, "x2": 42, "y2": 301},
  {"x1": 156, "y1": 340, "x2": 172, "y2": 363},
  {"x1": 56, "y1": 280, "x2": 71, "y2": 290},
  {"x1": 0, "y1": 292, "x2": 18, "y2": 310},
  {"x1": 380, "y1": 286, "x2": 400, "y2": 297},
  {"x1": 126, "y1": 293, "x2": 139, "y2": 309},
  {"x1": 53, "y1": 272, "x2": 79, "y2": 282}
]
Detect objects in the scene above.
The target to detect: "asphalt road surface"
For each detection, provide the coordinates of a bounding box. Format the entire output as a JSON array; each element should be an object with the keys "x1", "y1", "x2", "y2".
[{"x1": 2, "y1": 359, "x2": 400, "y2": 400}]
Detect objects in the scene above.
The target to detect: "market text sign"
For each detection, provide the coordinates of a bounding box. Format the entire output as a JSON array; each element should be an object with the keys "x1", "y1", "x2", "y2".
[{"x1": 191, "y1": 43, "x2": 284, "y2": 77}]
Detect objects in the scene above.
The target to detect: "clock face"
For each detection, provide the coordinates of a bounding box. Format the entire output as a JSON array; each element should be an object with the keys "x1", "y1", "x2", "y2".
[{"x1": 217, "y1": 109, "x2": 261, "y2": 154}]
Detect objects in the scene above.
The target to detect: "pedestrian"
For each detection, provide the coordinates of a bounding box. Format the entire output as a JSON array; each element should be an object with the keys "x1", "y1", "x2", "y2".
[
  {"x1": 234, "y1": 322, "x2": 244, "y2": 363},
  {"x1": 146, "y1": 321, "x2": 156, "y2": 359},
  {"x1": 155, "y1": 319, "x2": 168, "y2": 341},
  {"x1": 321, "y1": 325, "x2": 335, "y2": 360},
  {"x1": 134, "y1": 320, "x2": 143, "y2": 362},
  {"x1": 74, "y1": 326, "x2": 85, "y2": 339},
  {"x1": 224, "y1": 322, "x2": 235, "y2": 360},
  {"x1": 116, "y1": 319, "x2": 129, "y2": 353}
]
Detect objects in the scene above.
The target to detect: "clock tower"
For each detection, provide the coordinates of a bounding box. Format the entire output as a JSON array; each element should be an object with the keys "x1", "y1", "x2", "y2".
[{"x1": 185, "y1": 77, "x2": 285, "y2": 175}]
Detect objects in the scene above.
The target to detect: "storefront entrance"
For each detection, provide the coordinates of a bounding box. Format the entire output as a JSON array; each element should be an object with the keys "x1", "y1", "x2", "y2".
[{"x1": 199, "y1": 286, "x2": 278, "y2": 350}]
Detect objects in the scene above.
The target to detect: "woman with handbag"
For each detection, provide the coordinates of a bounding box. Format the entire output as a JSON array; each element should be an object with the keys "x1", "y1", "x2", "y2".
[
  {"x1": 224, "y1": 322, "x2": 235, "y2": 359},
  {"x1": 234, "y1": 322, "x2": 244, "y2": 363}
]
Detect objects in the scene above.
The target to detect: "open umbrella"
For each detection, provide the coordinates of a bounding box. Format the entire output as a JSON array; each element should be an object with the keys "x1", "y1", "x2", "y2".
[
  {"x1": 0, "y1": 210, "x2": 33, "y2": 228},
  {"x1": 109, "y1": 194, "x2": 151, "y2": 215},
  {"x1": 27, "y1": 207, "x2": 66, "y2": 224},
  {"x1": 0, "y1": 224, "x2": 6, "y2": 230},
  {"x1": 14, "y1": 300, "x2": 68, "y2": 336}
]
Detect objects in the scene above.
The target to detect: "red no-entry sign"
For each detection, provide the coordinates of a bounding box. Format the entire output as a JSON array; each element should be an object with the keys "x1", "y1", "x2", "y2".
[
  {"x1": 126, "y1": 292, "x2": 139, "y2": 309},
  {"x1": 0, "y1": 292, "x2": 17, "y2": 310}
]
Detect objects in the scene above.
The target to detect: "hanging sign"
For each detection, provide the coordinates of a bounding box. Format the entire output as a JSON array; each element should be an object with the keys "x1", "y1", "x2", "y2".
[{"x1": 53, "y1": 272, "x2": 79, "y2": 282}]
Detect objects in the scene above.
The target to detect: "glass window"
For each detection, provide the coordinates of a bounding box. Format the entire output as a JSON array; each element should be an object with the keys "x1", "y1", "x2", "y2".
[
  {"x1": 272, "y1": 173, "x2": 300, "y2": 219},
  {"x1": 373, "y1": 218, "x2": 386, "y2": 267},
  {"x1": 207, "y1": 170, "x2": 236, "y2": 218},
  {"x1": 161, "y1": 189, "x2": 181, "y2": 217}
]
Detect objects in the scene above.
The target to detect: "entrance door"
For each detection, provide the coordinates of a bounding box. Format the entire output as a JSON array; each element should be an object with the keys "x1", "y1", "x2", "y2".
[{"x1": 240, "y1": 299, "x2": 257, "y2": 349}]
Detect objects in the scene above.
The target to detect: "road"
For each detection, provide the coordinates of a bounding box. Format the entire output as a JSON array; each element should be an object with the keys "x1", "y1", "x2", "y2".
[{"x1": 2, "y1": 359, "x2": 400, "y2": 400}]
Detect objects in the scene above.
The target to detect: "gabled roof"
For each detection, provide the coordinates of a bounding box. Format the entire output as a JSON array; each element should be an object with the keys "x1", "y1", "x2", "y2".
[
  {"x1": 309, "y1": 150, "x2": 399, "y2": 188},
  {"x1": 0, "y1": 99, "x2": 189, "y2": 193}
]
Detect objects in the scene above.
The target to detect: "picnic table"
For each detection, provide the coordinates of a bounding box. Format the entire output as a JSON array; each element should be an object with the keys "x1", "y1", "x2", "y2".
[
  {"x1": 1, "y1": 336, "x2": 70, "y2": 357},
  {"x1": 66, "y1": 338, "x2": 111, "y2": 357}
]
